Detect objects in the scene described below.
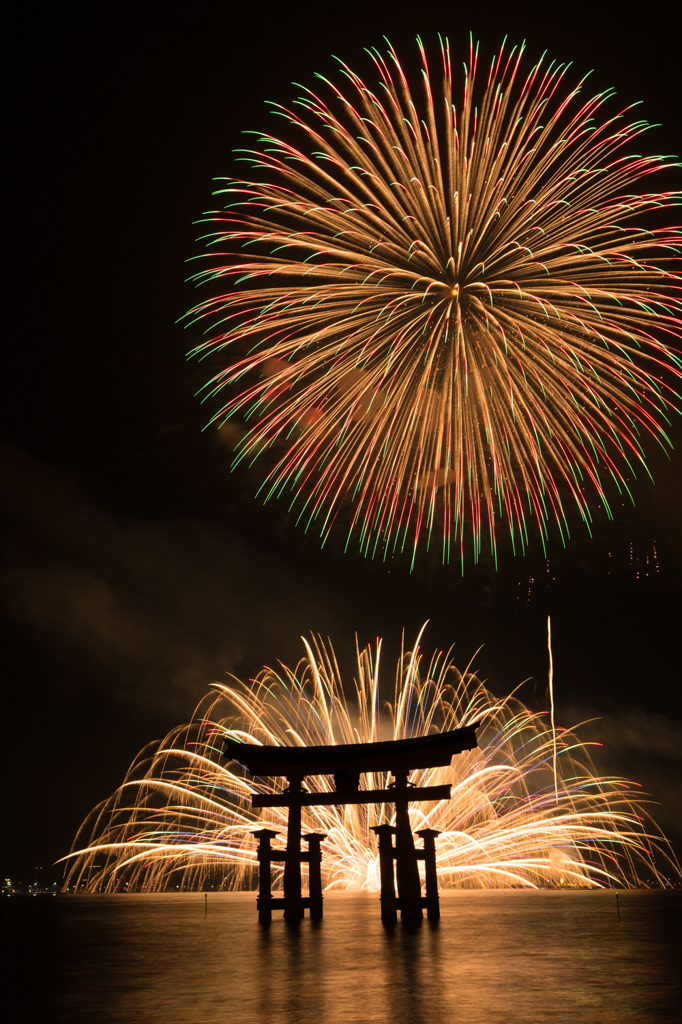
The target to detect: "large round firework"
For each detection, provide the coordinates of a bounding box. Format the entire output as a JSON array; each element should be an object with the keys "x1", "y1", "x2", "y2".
[
  {"x1": 185, "y1": 38, "x2": 682, "y2": 568},
  {"x1": 62, "y1": 632, "x2": 680, "y2": 892}
]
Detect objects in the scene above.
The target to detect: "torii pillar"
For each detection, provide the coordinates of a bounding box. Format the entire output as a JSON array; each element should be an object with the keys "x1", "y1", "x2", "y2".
[
  {"x1": 371, "y1": 824, "x2": 397, "y2": 924},
  {"x1": 391, "y1": 770, "x2": 423, "y2": 924},
  {"x1": 283, "y1": 775, "x2": 305, "y2": 921}
]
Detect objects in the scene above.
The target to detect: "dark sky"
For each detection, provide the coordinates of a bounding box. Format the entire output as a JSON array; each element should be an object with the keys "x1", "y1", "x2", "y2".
[{"x1": 3, "y1": 2, "x2": 681, "y2": 882}]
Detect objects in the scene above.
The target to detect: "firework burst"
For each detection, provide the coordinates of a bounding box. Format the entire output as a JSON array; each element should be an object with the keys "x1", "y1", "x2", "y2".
[
  {"x1": 184, "y1": 37, "x2": 682, "y2": 569},
  {"x1": 62, "y1": 632, "x2": 680, "y2": 892}
]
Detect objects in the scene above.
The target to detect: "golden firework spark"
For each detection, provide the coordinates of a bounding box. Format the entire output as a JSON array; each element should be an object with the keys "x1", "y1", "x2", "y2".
[
  {"x1": 185, "y1": 38, "x2": 682, "y2": 568},
  {"x1": 62, "y1": 631, "x2": 680, "y2": 891}
]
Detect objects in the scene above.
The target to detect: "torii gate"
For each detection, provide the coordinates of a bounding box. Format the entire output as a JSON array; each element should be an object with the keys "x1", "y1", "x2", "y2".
[{"x1": 225, "y1": 726, "x2": 478, "y2": 925}]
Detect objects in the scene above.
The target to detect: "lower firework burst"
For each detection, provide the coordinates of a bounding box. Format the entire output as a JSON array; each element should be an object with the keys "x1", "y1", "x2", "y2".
[
  {"x1": 62, "y1": 633, "x2": 680, "y2": 892},
  {"x1": 185, "y1": 36, "x2": 682, "y2": 569}
]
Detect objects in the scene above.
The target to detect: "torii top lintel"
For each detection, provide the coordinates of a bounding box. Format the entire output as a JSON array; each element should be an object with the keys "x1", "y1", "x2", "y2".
[{"x1": 224, "y1": 726, "x2": 478, "y2": 780}]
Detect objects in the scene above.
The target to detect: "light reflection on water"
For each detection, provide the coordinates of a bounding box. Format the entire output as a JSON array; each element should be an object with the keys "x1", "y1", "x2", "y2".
[{"x1": 6, "y1": 890, "x2": 681, "y2": 1023}]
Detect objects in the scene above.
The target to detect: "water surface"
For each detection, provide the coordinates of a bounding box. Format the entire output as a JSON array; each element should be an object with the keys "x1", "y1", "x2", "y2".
[{"x1": 5, "y1": 890, "x2": 680, "y2": 1023}]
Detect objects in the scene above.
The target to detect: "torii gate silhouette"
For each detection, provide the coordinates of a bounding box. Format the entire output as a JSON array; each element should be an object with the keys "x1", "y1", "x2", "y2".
[{"x1": 225, "y1": 726, "x2": 478, "y2": 925}]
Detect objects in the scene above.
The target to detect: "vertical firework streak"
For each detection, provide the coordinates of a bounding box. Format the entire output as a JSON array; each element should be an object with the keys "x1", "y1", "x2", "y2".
[
  {"x1": 548, "y1": 615, "x2": 558, "y2": 803},
  {"x1": 62, "y1": 633, "x2": 680, "y2": 892},
  {"x1": 185, "y1": 37, "x2": 682, "y2": 568}
]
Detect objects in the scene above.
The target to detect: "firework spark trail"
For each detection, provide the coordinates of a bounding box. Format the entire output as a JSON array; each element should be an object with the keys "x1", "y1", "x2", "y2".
[
  {"x1": 548, "y1": 615, "x2": 558, "y2": 803},
  {"x1": 62, "y1": 634, "x2": 681, "y2": 893},
  {"x1": 184, "y1": 37, "x2": 682, "y2": 569}
]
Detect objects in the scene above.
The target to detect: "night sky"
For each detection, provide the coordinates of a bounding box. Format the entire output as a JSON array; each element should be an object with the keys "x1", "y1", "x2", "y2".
[{"x1": 3, "y1": 2, "x2": 681, "y2": 883}]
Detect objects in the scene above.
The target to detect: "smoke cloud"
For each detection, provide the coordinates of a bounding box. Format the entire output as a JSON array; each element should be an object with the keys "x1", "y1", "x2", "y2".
[{"x1": 1, "y1": 443, "x2": 346, "y2": 718}]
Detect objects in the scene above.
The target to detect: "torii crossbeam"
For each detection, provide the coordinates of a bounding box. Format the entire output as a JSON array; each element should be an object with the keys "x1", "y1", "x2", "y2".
[{"x1": 225, "y1": 726, "x2": 478, "y2": 924}]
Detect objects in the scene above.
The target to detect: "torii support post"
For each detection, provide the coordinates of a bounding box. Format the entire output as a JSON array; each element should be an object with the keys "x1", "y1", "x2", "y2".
[
  {"x1": 417, "y1": 828, "x2": 441, "y2": 921},
  {"x1": 253, "y1": 828, "x2": 279, "y2": 924},
  {"x1": 304, "y1": 832, "x2": 326, "y2": 921},
  {"x1": 371, "y1": 824, "x2": 397, "y2": 925}
]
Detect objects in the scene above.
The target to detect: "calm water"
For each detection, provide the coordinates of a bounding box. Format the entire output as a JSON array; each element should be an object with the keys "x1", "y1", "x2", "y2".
[{"x1": 4, "y1": 890, "x2": 681, "y2": 1023}]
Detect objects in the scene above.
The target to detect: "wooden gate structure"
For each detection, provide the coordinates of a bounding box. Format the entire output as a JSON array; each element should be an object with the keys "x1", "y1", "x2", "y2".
[{"x1": 225, "y1": 727, "x2": 478, "y2": 925}]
